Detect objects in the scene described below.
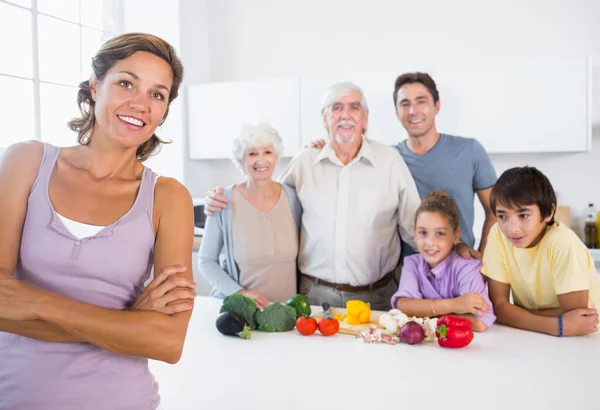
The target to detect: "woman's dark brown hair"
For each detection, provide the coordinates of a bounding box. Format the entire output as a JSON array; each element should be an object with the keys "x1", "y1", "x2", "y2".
[
  {"x1": 68, "y1": 33, "x2": 184, "y2": 161},
  {"x1": 415, "y1": 190, "x2": 460, "y2": 231},
  {"x1": 490, "y1": 166, "x2": 556, "y2": 226}
]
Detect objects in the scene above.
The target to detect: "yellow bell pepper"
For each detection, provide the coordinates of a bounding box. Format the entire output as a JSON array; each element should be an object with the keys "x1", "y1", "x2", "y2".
[
  {"x1": 334, "y1": 313, "x2": 346, "y2": 321},
  {"x1": 345, "y1": 300, "x2": 371, "y2": 325}
]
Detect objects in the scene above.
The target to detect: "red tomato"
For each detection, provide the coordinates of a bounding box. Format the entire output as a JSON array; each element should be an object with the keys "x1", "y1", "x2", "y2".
[
  {"x1": 317, "y1": 317, "x2": 339, "y2": 336},
  {"x1": 296, "y1": 316, "x2": 317, "y2": 336}
]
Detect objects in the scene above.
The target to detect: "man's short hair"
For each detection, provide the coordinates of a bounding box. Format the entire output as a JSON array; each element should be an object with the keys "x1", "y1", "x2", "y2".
[
  {"x1": 490, "y1": 166, "x2": 557, "y2": 225},
  {"x1": 393, "y1": 72, "x2": 440, "y2": 108},
  {"x1": 321, "y1": 81, "x2": 369, "y2": 115}
]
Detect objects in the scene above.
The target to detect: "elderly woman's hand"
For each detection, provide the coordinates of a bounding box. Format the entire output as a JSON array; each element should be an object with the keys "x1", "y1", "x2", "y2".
[
  {"x1": 238, "y1": 289, "x2": 270, "y2": 309},
  {"x1": 0, "y1": 277, "x2": 49, "y2": 321},
  {"x1": 130, "y1": 265, "x2": 196, "y2": 315}
]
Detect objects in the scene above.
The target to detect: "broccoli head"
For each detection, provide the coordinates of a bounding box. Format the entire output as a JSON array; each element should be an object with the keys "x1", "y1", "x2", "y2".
[
  {"x1": 220, "y1": 293, "x2": 258, "y2": 329},
  {"x1": 255, "y1": 302, "x2": 297, "y2": 332}
]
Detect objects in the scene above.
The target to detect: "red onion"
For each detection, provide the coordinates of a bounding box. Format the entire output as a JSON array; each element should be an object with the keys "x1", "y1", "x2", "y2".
[{"x1": 399, "y1": 321, "x2": 425, "y2": 345}]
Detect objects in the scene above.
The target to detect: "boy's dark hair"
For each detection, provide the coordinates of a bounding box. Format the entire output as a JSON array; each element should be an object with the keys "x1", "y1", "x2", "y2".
[
  {"x1": 393, "y1": 72, "x2": 440, "y2": 108},
  {"x1": 415, "y1": 190, "x2": 460, "y2": 231},
  {"x1": 490, "y1": 166, "x2": 556, "y2": 225}
]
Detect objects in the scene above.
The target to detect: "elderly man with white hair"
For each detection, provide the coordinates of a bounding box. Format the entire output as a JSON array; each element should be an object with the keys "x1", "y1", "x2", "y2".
[
  {"x1": 206, "y1": 83, "x2": 420, "y2": 310},
  {"x1": 198, "y1": 123, "x2": 302, "y2": 308}
]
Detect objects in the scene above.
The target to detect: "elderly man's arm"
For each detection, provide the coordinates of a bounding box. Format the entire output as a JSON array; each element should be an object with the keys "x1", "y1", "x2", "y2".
[{"x1": 277, "y1": 150, "x2": 303, "y2": 188}]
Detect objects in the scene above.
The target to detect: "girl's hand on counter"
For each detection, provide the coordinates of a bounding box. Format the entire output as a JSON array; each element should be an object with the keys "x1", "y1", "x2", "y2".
[
  {"x1": 130, "y1": 265, "x2": 196, "y2": 315},
  {"x1": 0, "y1": 277, "x2": 49, "y2": 321},
  {"x1": 452, "y1": 292, "x2": 489, "y2": 317},
  {"x1": 238, "y1": 289, "x2": 270, "y2": 309}
]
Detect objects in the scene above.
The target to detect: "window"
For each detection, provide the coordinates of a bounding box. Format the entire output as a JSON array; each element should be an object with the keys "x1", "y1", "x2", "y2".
[{"x1": 0, "y1": 0, "x2": 122, "y2": 149}]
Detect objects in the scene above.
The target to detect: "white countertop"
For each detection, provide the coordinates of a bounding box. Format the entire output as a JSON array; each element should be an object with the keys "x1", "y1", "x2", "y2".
[{"x1": 150, "y1": 296, "x2": 600, "y2": 410}]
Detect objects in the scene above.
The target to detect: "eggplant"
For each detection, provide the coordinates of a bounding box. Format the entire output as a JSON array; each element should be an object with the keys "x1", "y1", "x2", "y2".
[{"x1": 216, "y1": 312, "x2": 252, "y2": 339}]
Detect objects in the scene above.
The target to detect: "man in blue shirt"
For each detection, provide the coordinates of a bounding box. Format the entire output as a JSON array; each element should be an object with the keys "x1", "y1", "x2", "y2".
[{"x1": 393, "y1": 72, "x2": 497, "y2": 257}]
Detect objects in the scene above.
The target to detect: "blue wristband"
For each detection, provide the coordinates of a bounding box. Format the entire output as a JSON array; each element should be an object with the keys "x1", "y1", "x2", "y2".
[{"x1": 558, "y1": 315, "x2": 563, "y2": 337}]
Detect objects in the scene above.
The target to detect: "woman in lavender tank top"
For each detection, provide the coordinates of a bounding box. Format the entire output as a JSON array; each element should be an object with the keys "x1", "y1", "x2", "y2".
[{"x1": 0, "y1": 33, "x2": 195, "y2": 409}]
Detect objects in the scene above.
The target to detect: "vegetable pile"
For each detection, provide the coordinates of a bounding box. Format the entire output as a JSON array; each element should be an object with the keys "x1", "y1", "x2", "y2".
[
  {"x1": 378, "y1": 309, "x2": 437, "y2": 342},
  {"x1": 295, "y1": 310, "x2": 339, "y2": 337},
  {"x1": 363, "y1": 309, "x2": 475, "y2": 348},
  {"x1": 216, "y1": 297, "x2": 474, "y2": 349},
  {"x1": 217, "y1": 293, "x2": 316, "y2": 338}
]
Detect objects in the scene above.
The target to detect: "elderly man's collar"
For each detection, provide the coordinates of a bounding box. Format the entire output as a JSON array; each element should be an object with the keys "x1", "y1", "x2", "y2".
[{"x1": 312, "y1": 136, "x2": 376, "y2": 167}]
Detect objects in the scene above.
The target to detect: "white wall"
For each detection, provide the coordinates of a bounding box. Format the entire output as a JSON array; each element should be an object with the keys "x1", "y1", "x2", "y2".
[
  {"x1": 178, "y1": 0, "x2": 217, "y2": 191},
  {"x1": 204, "y1": 0, "x2": 600, "y2": 80},
  {"x1": 181, "y1": 0, "x2": 600, "y2": 236},
  {"x1": 122, "y1": 0, "x2": 186, "y2": 182},
  {"x1": 490, "y1": 129, "x2": 600, "y2": 237}
]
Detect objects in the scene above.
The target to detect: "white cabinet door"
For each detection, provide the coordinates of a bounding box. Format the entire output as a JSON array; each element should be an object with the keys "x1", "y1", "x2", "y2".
[
  {"x1": 188, "y1": 78, "x2": 301, "y2": 159},
  {"x1": 593, "y1": 65, "x2": 600, "y2": 125},
  {"x1": 432, "y1": 58, "x2": 591, "y2": 153},
  {"x1": 192, "y1": 249, "x2": 213, "y2": 297},
  {"x1": 300, "y1": 58, "x2": 592, "y2": 153}
]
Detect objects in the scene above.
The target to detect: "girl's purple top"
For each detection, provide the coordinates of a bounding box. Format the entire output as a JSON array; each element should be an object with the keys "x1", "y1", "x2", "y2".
[{"x1": 391, "y1": 250, "x2": 496, "y2": 327}]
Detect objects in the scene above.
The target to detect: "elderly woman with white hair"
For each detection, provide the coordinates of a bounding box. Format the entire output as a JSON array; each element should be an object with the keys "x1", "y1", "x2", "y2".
[{"x1": 198, "y1": 123, "x2": 302, "y2": 308}]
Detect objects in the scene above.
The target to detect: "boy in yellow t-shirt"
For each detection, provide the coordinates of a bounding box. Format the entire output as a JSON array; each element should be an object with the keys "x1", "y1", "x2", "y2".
[{"x1": 482, "y1": 166, "x2": 599, "y2": 337}]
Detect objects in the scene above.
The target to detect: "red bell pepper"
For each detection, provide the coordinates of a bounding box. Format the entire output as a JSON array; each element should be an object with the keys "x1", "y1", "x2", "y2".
[{"x1": 435, "y1": 315, "x2": 474, "y2": 349}]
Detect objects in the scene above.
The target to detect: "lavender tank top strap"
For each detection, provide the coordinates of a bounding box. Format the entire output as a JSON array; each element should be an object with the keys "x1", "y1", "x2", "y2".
[
  {"x1": 118, "y1": 164, "x2": 159, "y2": 228},
  {"x1": 30, "y1": 142, "x2": 61, "y2": 198}
]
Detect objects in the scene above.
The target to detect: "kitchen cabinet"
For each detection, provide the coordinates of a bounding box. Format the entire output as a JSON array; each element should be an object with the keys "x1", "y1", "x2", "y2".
[
  {"x1": 593, "y1": 65, "x2": 600, "y2": 124},
  {"x1": 188, "y1": 78, "x2": 301, "y2": 159},
  {"x1": 149, "y1": 296, "x2": 599, "y2": 410},
  {"x1": 590, "y1": 248, "x2": 600, "y2": 273},
  {"x1": 192, "y1": 244, "x2": 213, "y2": 297},
  {"x1": 188, "y1": 58, "x2": 591, "y2": 159},
  {"x1": 300, "y1": 58, "x2": 592, "y2": 153}
]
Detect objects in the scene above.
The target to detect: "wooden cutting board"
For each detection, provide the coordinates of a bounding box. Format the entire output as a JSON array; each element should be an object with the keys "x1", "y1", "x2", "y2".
[{"x1": 311, "y1": 308, "x2": 386, "y2": 336}]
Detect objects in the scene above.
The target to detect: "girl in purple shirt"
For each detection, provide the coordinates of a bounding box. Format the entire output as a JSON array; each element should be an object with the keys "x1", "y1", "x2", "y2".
[{"x1": 391, "y1": 190, "x2": 495, "y2": 332}]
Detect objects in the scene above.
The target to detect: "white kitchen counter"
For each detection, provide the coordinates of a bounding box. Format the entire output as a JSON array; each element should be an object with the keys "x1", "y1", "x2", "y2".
[{"x1": 150, "y1": 296, "x2": 599, "y2": 410}]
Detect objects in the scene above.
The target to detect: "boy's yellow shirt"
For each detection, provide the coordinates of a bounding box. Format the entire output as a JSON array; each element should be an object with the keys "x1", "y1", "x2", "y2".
[{"x1": 482, "y1": 222, "x2": 600, "y2": 313}]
